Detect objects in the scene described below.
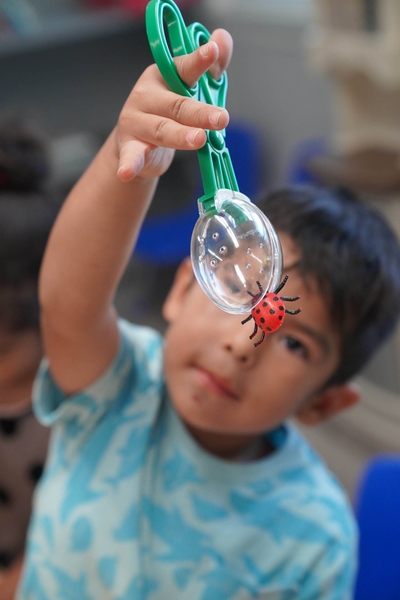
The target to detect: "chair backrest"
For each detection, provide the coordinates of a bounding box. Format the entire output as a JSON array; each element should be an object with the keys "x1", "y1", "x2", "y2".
[
  {"x1": 353, "y1": 454, "x2": 400, "y2": 600},
  {"x1": 286, "y1": 137, "x2": 327, "y2": 185}
]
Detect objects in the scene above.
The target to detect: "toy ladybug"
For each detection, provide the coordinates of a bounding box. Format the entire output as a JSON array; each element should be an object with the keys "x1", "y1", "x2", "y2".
[{"x1": 241, "y1": 275, "x2": 301, "y2": 348}]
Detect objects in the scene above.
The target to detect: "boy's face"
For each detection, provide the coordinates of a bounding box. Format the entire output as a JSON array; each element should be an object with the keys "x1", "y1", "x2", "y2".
[{"x1": 163, "y1": 234, "x2": 357, "y2": 455}]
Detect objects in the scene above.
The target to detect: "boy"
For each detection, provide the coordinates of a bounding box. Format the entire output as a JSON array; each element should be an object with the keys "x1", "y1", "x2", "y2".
[{"x1": 18, "y1": 32, "x2": 400, "y2": 600}]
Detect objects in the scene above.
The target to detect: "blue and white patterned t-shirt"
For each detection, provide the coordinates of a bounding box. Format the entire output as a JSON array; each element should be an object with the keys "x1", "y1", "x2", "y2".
[{"x1": 18, "y1": 320, "x2": 357, "y2": 600}]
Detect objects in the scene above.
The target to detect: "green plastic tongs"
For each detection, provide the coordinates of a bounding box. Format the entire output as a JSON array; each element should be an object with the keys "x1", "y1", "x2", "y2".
[
  {"x1": 145, "y1": 0, "x2": 283, "y2": 316},
  {"x1": 145, "y1": 0, "x2": 239, "y2": 216}
]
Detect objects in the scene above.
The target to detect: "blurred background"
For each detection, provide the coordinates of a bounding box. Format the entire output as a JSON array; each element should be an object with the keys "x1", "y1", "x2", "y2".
[{"x1": 1, "y1": 0, "x2": 400, "y2": 507}]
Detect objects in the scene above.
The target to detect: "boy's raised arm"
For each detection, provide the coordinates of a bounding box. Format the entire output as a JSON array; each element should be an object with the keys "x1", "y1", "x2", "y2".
[{"x1": 38, "y1": 32, "x2": 232, "y2": 395}]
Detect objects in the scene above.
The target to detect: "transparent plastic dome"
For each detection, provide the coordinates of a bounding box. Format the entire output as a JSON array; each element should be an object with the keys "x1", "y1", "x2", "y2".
[{"x1": 191, "y1": 189, "x2": 283, "y2": 314}]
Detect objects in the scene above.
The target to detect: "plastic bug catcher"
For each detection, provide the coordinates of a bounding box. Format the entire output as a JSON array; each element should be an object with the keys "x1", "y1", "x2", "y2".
[{"x1": 146, "y1": 0, "x2": 283, "y2": 314}]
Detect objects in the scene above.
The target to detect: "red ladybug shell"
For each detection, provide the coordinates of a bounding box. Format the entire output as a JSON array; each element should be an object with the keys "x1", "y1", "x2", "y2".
[{"x1": 251, "y1": 293, "x2": 285, "y2": 333}]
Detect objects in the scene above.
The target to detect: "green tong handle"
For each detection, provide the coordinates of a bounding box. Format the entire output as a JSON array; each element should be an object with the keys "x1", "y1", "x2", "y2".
[{"x1": 146, "y1": 0, "x2": 239, "y2": 215}]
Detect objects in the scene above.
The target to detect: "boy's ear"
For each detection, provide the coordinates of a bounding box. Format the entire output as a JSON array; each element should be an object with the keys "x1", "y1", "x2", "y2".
[
  {"x1": 162, "y1": 257, "x2": 194, "y2": 323},
  {"x1": 296, "y1": 383, "x2": 360, "y2": 426}
]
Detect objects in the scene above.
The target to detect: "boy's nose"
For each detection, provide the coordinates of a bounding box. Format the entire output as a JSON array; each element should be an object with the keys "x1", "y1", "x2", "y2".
[{"x1": 221, "y1": 320, "x2": 258, "y2": 365}]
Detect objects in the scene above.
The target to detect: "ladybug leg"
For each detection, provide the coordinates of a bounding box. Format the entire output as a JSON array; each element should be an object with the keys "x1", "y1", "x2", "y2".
[
  {"x1": 249, "y1": 322, "x2": 258, "y2": 340},
  {"x1": 280, "y1": 295, "x2": 300, "y2": 302},
  {"x1": 254, "y1": 330, "x2": 265, "y2": 348},
  {"x1": 241, "y1": 314, "x2": 253, "y2": 325},
  {"x1": 256, "y1": 281, "x2": 263, "y2": 294},
  {"x1": 285, "y1": 308, "x2": 301, "y2": 315},
  {"x1": 273, "y1": 275, "x2": 289, "y2": 295}
]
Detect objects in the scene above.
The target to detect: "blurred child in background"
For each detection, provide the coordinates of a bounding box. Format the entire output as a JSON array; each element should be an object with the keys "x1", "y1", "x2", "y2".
[{"x1": 0, "y1": 117, "x2": 59, "y2": 599}]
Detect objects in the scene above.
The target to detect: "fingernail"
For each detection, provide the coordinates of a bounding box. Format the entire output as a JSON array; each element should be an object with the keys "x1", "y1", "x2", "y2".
[
  {"x1": 117, "y1": 164, "x2": 133, "y2": 181},
  {"x1": 200, "y1": 42, "x2": 211, "y2": 58},
  {"x1": 209, "y1": 110, "x2": 223, "y2": 127},
  {"x1": 187, "y1": 129, "x2": 201, "y2": 146},
  {"x1": 213, "y1": 69, "x2": 222, "y2": 81}
]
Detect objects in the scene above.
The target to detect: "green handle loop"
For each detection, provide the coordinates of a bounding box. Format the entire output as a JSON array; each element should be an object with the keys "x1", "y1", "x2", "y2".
[{"x1": 145, "y1": 0, "x2": 239, "y2": 214}]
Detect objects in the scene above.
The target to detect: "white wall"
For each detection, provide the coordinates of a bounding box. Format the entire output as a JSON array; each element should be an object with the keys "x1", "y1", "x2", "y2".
[{"x1": 197, "y1": 2, "x2": 333, "y2": 186}]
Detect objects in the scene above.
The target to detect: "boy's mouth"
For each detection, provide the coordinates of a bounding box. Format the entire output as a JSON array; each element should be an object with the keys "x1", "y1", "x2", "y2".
[{"x1": 194, "y1": 366, "x2": 239, "y2": 402}]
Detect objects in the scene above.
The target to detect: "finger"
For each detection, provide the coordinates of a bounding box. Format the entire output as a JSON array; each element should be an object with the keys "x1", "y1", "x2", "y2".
[
  {"x1": 123, "y1": 113, "x2": 208, "y2": 151},
  {"x1": 208, "y1": 29, "x2": 233, "y2": 81},
  {"x1": 137, "y1": 89, "x2": 229, "y2": 132},
  {"x1": 117, "y1": 139, "x2": 148, "y2": 181},
  {"x1": 174, "y1": 40, "x2": 220, "y2": 89}
]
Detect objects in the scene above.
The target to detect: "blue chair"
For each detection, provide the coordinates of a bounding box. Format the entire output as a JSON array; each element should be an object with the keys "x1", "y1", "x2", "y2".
[
  {"x1": 134, "y1": 120, "x2": 265, "y2": 266},
  {"x1": 353, "y1": 454, "x2": 400, "y2": 600},
  {"x1": 286, "y1": 137, "x2": 327, "y2": 185}
]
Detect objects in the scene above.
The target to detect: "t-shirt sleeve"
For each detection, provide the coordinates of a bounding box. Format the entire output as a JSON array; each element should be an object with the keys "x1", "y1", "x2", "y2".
[{"x1": 32, "y1": 320, "x2": 164, "y2": 434}]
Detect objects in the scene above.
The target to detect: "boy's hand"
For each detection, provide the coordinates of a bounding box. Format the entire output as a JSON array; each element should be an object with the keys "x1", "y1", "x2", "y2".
[{"x1": 116, "y1": 28, "x2": 233, "y2": 183}]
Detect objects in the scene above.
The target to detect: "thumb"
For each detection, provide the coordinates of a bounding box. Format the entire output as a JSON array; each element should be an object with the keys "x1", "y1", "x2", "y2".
[{"x1": 117, "y1": 139, "x2": 148, "y2": 182}]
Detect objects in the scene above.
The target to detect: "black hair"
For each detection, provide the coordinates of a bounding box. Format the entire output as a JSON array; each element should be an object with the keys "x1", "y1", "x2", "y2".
[
  {"x1": 257, "y1": 186, "x2": 400, "y2": 385},
  {"x1": 0, "y1": 116, "x2": 60, "y2": 332}
]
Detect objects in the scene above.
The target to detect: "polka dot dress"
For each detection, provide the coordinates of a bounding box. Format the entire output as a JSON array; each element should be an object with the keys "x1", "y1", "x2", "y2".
[{"x1": 0, "y1": 405, "x2": 50, "y2": 568}]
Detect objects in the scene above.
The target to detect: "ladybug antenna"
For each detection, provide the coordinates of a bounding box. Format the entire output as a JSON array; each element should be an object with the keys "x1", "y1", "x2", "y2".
[{"x1": 274, "y1": 275, "x2": 289, "y2": 295}]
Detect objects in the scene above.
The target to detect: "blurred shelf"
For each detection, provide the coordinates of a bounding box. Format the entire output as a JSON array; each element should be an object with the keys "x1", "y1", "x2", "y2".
[
  {"x1": 0, "y1": 8, "x2": 141, "y2": 57},
  {"x1": 203, "y1": 0, "x2": 312, "y2": 26}
]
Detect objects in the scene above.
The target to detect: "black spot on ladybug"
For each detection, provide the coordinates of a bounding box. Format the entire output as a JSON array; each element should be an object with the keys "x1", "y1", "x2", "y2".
[
  {"x1": 260, "y1": 318, "x2": 265, "y2": 323},
  {"x1": 269, "y1": 308, "x2": 275, "y2": 315},
  {"x1": 0, "y1": 486, "x2": 10, "y2": 505},
  {"x1": 256, "y1": 309, "x2": 261, "y2": 314},
  {"x1": 0, "y1": 419, "x2": 18, "y2": 436},
  {"x1": 29, "y1": 463, "x2": 44, "y2": 484},
  {"x1": 262, "y1": 302, "x2": 268, "y2": 307},
  {"x1": 279, "y1": 306, "x2": 284, "y2": 311},
  {"x1": 267, "y1": 327, "x2": 272, "y2": 332},
  {"x1": 279, "y1": 315, "x2": 283, "y2": 320},
  {"x1": 273, "y1": 296, "x2": 279, "y2": 301}
]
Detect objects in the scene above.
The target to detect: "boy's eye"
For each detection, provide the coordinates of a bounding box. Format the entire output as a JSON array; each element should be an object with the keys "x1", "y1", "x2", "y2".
[{"x1": 283, "y1": 336, "x2": 308, "y2": 358}]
